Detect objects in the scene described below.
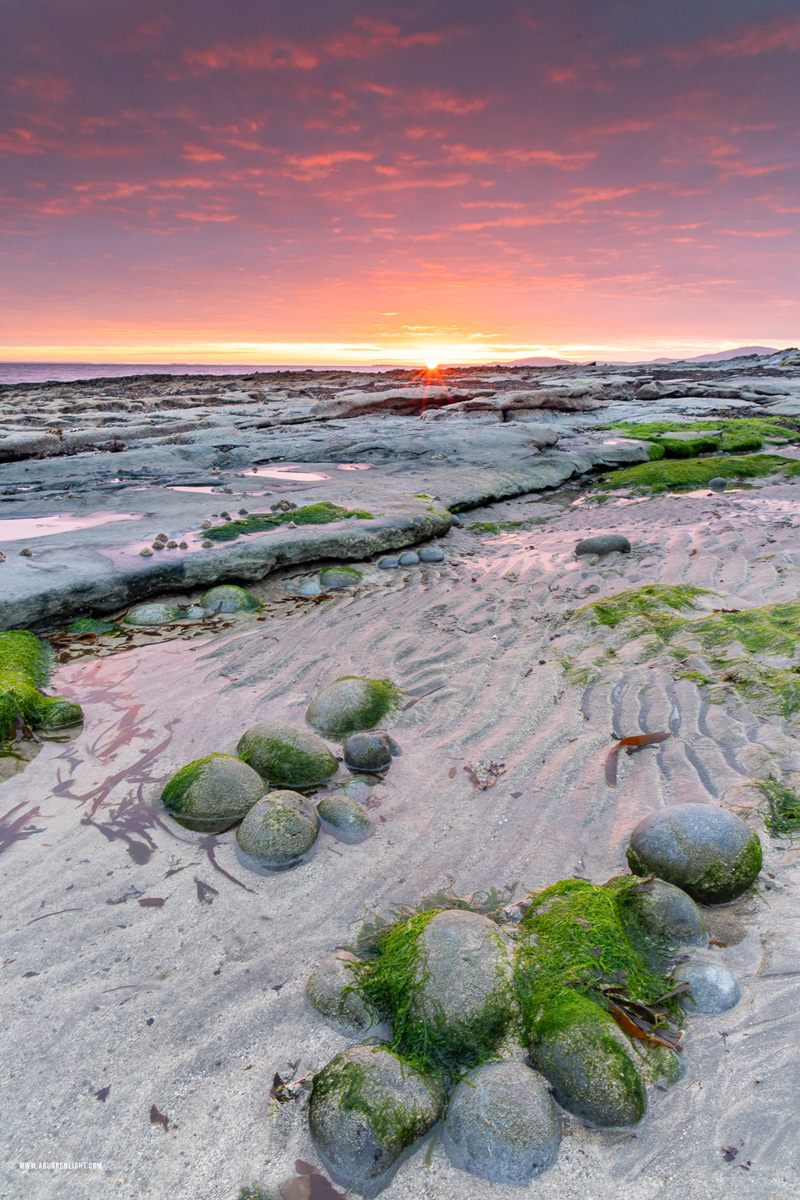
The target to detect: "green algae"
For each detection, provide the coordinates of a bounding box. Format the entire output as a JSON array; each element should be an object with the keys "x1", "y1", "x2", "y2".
[
  {"x1": 753, "y1": 776, "x2": 800, "y2": 839},
  {"x1": 607, "y1": 417, "x2": 798, "y2": 454},
  {"x1": 203, "y1": 501, "x2": 373, "y2": 542},
  {"x1": 0, "y1": 630, "x2": 83, "y2": 740},
  {"x1": 236, "y1": 721, "x2": 338, "y2": 788},
  {"x1": 65, "y1": 617, "x2": 119, "y2": 635},
  {"x1": 580, "y1": 584, "x2": 710, "y2": 638},
  {"x1": 599, "y1": 453, "x2": 800, "y2": 492},
  {"x1": 469, "y1": 520, "x2": 527, "y2": 534},
  {"x1": 200, "y1": 584, "x2": 260, "y2": 612}
]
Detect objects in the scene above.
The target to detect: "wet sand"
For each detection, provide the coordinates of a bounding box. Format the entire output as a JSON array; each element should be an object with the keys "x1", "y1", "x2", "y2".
[{"x1": 2, "y1": 476, "x2": 800, "y2": 1199}]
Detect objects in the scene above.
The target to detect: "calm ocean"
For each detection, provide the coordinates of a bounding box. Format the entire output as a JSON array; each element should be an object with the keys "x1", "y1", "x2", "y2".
[{"x1": 0, "y1": 362, "x2": 394, "y2": 386}]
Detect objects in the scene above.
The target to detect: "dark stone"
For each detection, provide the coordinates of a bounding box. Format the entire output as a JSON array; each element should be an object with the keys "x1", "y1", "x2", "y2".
[
  {"x1": 575, "y1": 535, "x2": 631, "y2": 556},
  {"x1": 418, "y1": 545, "x2": 444, "y2": 563},
  {"x1": 377, "y1": 556, "x2": 399, "y2": 569},
  {"x1": 316, "y1": 792, "x2": 372, "y2": 841},
  {"x1": 398, "y1": 551, "x2": 420, "y2": 566},
  {"x1": 707, "y1": 477, "x2": 728, "y2": 492},
  {"x1": 621, "y1": 878, "x2": 708, "y2": 949},
  {"x1": 343, "y1": 732, "x2": 393, "y2": 772}
]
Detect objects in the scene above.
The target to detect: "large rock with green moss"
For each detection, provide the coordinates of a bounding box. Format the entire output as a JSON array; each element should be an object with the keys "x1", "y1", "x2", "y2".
[
  {"x1": 305, "y1": 951, "x2": 373, "y2": 1034},
  {"x1": 443, "y1": 1060, "x2": 561, "y2": 1184},
  {"x1": 305, "y1": 676, "x2": 400, "y2": 736},
  {"x1": 0, "y1": 630, "x2": 83, "y2": 740},
  {"x1": 319, "y1": 566, "x2": 363, "y2": 589},
  {"x1": 123, "y1": 601, "x2": 183, "y2": 626},
  {"x1": 626, "y1": 803, "x2": 762, "y2": 903},
  {"x1": 161, "y1": 752, "x2": 265, "y2": 832},
  {"x1": 528, "y1": 990, "x2": 647, "y2": 1127},
  {"x1": 236, "y1": 789, "x2": 319, "y2": 870},
  {"x1": 237, "y1": 720, "x2": 338, "y2": 788},
  {"x1": 620, "y1": 877, "x2": 708, "y2": 953},
  {"x1": 309, "y1": 1046, "x2": 444, "y2": 1198},
  {"x1": 200, "y1": 584, "x2": 260, "y2": 613}
]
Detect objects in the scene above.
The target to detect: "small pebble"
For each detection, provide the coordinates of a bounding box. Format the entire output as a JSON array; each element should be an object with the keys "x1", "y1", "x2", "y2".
[
  {"x1": 179, "y1": 541, "x2": 188, "y2": 549},
  {"x1": 220, "y1": 511, "x2": 231, "y2": 519},
  {"x1": 297, "y1": 580, "x2": 322, "y2": 597},
  {"x1": 19, "y1": 548, "x2": 33, "y2": 557},
  {"x1": 152, "y1": 542, "x2": 165, "y2": 550},
  {"x1": 451, "y1": 513, "x2": 462, "y2": 526},
  {"x1": 418, "y1": 545, "x2": 444, "y2": 563},
  {"x1": 239, "y1": 508, "x2": 249, "y2": 515},
  {"x1": 156, "y1": 533, "x2": 168, "y2": 541},
  {"x1": 201, "y1": 539, "x2": 214, "y2": 548},
  {"x1": 708, "y1": 477, "x2": 727, "y2": 492},
  {"x1": 378, "y1": 556, "x2": 399, "y2": 569},
  {"x1": 201, "y1": 520, "x2": 212, "y2": 529},
  {"x1": 139, "y1": 547, "x2": 154, "y2": 557},
  {"x1": 399, "y1": 551, "x2": 420, "y2": 566},
  {"x1": 166, "y1": 540, "x2": 178, "y2": 549}
]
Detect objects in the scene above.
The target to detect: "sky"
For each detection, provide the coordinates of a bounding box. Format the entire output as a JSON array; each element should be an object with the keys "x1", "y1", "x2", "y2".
[{"x1": 1, "y1": 0, "x2": 799, "y2": 365}]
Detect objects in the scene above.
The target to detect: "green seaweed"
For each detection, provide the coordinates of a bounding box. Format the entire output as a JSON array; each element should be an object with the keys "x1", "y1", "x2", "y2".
[
  {"x1": 516, "y1": 877, "x2": 675, "y2": 1041},
  {"x1": 580, "y1": 584, "x2": 709, "y2": 637},
  {"x1": 0, "y1": 630, "x2": 83, "y2": 740},
  {"x1": 65, "y1": 617, "x2": 118, "y2": 635},
  {"x1": 599, "y1": 453, "x2": 800, "y2": 493},
  {"x1": 311, "y1": 1049, "x2": 442, "y2": 1148},
  {"x1": 468, "y1": 520, "x2": 527, "y2": 534},
  {"x1": 752, "y1": 776, "x2": 800, "y2": 839},
  {"x1": 203, "y1": 501, "x2": 374, "y2": 542},
  {"x1": 607, "y1": 417, "x2": 799, "y2": 453},
  {"x1": 161, "y1": 753, "x2": 217, "y2": 812},
  {"x1": 237, "y1": 1187, "x2": 277, "y2": 1200}
]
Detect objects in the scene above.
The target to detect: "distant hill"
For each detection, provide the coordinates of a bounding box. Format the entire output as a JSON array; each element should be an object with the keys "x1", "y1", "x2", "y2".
[
  {"x1": 501, "y1": 356, "x2": 574, "y2": 366},
  {"x1": 651, "y1": 346, "x2": 778, "y2": 364}
]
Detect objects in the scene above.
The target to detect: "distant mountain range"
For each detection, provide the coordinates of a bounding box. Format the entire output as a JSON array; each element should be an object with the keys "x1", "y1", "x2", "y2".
[{"x1": 649, "y1": 346, "x2": 778, "y2": 363}]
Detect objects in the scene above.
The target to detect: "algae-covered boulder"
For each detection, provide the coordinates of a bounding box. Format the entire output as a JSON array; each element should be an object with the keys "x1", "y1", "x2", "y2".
[
  {"x1": 305, "y1": 676, "x2": 400, "y2": 736},
  {"x1": 161, "y1": 752, "x2": 265, "y2": 832},
  {"x1": 319, "y1": 566, "x2": 363, "y2": 589},
  {"x1": 65, "y1": 618, "x2": 118, "y2": 636},
  {"x1": 443, "y1": 1060, "x2": 561, "y2": 1184},
  {"x1": 317, "y1": 792, "x2": 373, "y2": 841},
  {"x1": 305, "y1": 951, "x2": 373, "y2": 1034},
  {"x1": 236, "y1": 789, "x2": 319, "y2": 870},
  {"x1": 343, "y1": 731, "x2": 393, "y2": 773},
  {"x1": 620, "y1": 878, "x2": 708, "y2": 951},
  {"x1": 200, "y1": 584, "x2": 260, "y2": 613},
  {"x1": 123, "y1": 602, "x2": 182, "y2": 626},
  {"x1": 627, "y1": 803, "x2": 762, "y2": 903},
  {"x1": 674, "y1": 961, "x2": 741, "y2": 1014},
  {"x1": 528, "y1": 991, "x2": 647, "y2": 1128},
  {"x1": 0, "y1": 630, "x2": 83, "y2": 739},
  {"x1": 309, "y1": 1046, "x2": 444, "y2": 1198},
  {"x1": 237, "y1": 720, "x2": 338, "y2": 788}
]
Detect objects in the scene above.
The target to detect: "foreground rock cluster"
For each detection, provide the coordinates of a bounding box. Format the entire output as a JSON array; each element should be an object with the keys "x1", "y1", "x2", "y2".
[{"x1": 304, "y1": 803, "x2": 760, "y2": 1196}]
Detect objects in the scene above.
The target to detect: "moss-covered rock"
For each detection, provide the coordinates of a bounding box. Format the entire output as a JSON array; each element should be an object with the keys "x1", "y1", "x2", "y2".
[
  {"x1": 633, "y1": 1040, "x2": 682, "y2": 1089},
  {"x1": 319, "y1": 566, "x2": 363, "y2": 589},
  {"x1": 123, "y1": 602, "x2": 182, "y2": 626},
  {"x1": 626, "y1": 803, "x2": 762, "y2": 903},
  {"x1": 203, "y1": 501, "x2": 373, "y2": 543},
  {"x1": 316, "y1": 792, "x2": 373, "y2": 841},
  {"x1": 161, "y1": 752, "x2": 265, "y2": 832},
  {"x1": 619, "y1": 878, "x2": 708, "y2": 955},
  {"x1": 353, "y1": 908, "x2": 516, "y2": 1080},
  {"x1": 236, "y1": 789, "x2": 319, "y2": 870},
  {"x1": 200, "y1": 584, "x2": 261, "y2": 613},
  {"x1": 65, "y1": 617, "x2": 118, "y2": 635},
  {"x1": 0, "y1": 630, "x2": 83, "y2": 740},
  {"x1": 237, "y1": 720, "x2": 338, "y2": 788},
  {"x1": 305, "y1": 676, "x2": 401, "y2": 736},
  {"x1": 528, "y1": 990, "x2": 647, "y2": 1127},
  {"x1": 309, "y1": 1046, "x2": 444, "y2": 1198},
  {"x1": 305, "y1": 951, "x2": 373, "y2": 1034},
  {"x1": 443, "y1": 1060, "x2": 561, "y2": 1184}
]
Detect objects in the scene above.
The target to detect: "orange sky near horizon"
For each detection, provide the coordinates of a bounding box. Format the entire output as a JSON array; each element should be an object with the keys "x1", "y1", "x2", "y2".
[{"x1": 1, "y1": 1, "x2": 798, "y2": 365}]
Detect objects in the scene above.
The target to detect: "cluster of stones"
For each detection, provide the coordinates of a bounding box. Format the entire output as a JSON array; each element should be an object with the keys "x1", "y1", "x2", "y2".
[
  {"x1": 303, "y1": 802, "x2": 761, "y2": 1197},
  {"x1": 123, "y1": 583, "x2": 262, "y2": 626},
  {"x1": 160, "y1": 665, "x2": 401, "y2": 871},
  {"x1": 286, "y1": 543, "x2": 446, "y2": 597}
]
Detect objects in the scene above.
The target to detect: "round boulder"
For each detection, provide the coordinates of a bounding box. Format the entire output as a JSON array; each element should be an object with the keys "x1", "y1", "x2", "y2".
[
  {"x1": 410, "y1": 910, "x2": 515, "y2": 1063},
  {"x1": 296, "y1": 579, "x2": 322, "y2": 597},
  {"x1": 398, "y1": 551, "x2": 420, "y2": 566},
  {"x1": 575, "y1": 534, "x2": 631, "y2": 557},
  {"x1": 310, "y1": 1046, "x2": 444, "y2": 1198},
  {"x1": 675, "y1": 961, "x2": 741, "y2": 1014},
  {"x1": 529, "y1": 991, "x2": 646, "y2": 1128},
  {"x1": 236, "y1": 790, "x2": 319, "y2": 870},
  {"x1": 123, "y1": 602, "x2": 181, "y2": 626},
  {"x1": 306, "y1": 676, "x2": 400, "y2": 736},
  {"x1": 377, "y1": 556, "x2": 399, "y2": 569},
  {"x1": 319, "y1": 566, "x2": 363, "y2": 589},
  {"x1": 200, "y1": 584, "x2": 260, "y2": 613},
  {"x1": 443, "y1": 1061, "x2": 560, "y2": 1184},
  {"x1": 237, "y1": 720, "x2": 338, "y2": 788},
  {"x1": 317, "y1": 793, "x2": 372, "y2": 842},
  {"x1": 621, "y1": 878, "x2": 708, "y2": 949},
  {"x1": 161, "y1": 752, "x2": 265, "y2": 832},
  {"x1": 344, "y1": 732, "x2": 393, "y2": 773},
  {"x1": 626, "y1": 803, "x2": 762, "y2": 903},
  {"x1": 418, "y1": 545, "x2": 445, "y2": 563},
  {"x1": 708, "y1": 477, "x2": 728, "y2": 493},
  {"x1": 305, "y1": 951, "x2": 372, "y2": 1034}
]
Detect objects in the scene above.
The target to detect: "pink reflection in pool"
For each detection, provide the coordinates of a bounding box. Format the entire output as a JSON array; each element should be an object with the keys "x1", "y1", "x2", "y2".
[
  {"x1": 248, "y1": 466, "x2": 331, "y2": 481},
  {"x1": 0, "y1": 511, "x2": 143, "y2": 541}
]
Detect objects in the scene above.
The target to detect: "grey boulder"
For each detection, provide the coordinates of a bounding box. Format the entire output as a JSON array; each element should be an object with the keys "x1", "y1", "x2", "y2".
[
  {"x1": 707, "y1": 477, "x2": 728, "y2": 492},
  {"x1": 309, "y1": 1046, "x2": 444, "y2": 1198},
  {"x1": 236, "y1": 790, "x2": 319, "y2": 870},
  {"x1": 418, "y1": 545, "x2": 444, "y2": 563},
  {"x1": 398, "y1": 551, "x2": 420, "y2": 566},
  {"x1": 237, "y1": 720, "x2": 338, "y2": 788},
  {"x1": 621, "y1": 878, "x2": 708, "y2": 950},
  {"x1": 343, "y1": 732, "x2": 393, "y2": 773},
  {"x1": 626, "y1": 803, "x2": 762, "y2": 903},
  {"x1": 675, "y1": 961, "x2": 741, "y2": 1014},
  {"x1": 305, "y1": 951, "x2": 372, "y2": 1034},
  {"x1": 161, "y1": 752, "x2": 265, "y2": 833},
  {"x1": 316, "y1": 792, "x2": 373, "y2": 841},
  {"x1": 575, "y1": 534, "x2": 631, "y2": 556},
  {"x1": 200, "y1": 584, "x2": 260, "y2": 613},
  {"x1": 443, "y1": 1060, "x2": 560, "y2": 1184}
]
